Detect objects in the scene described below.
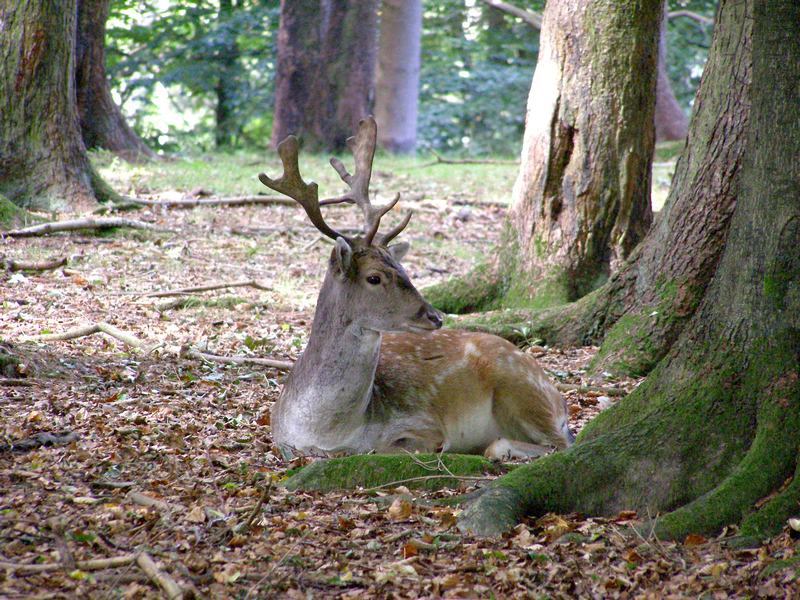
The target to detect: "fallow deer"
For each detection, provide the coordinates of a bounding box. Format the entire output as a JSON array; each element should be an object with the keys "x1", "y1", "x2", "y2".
[{"x1": 260, "y1": 117, "x2": 573, "y2": 460}]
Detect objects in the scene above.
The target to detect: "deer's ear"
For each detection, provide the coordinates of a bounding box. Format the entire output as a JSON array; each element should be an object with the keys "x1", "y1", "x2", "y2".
[
  {"x1": 388, "y1": 241, "x2": 410, "y2": 262},
  {"x1": 334, "y1": 237, "x2": 353, "y2": 277}
]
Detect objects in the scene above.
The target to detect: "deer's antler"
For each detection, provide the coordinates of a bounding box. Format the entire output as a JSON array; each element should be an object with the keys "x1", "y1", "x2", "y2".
[
  {"x1": 258, "y1": 136, "x2": 345, "y2": 242},
  {"x1": 329, "y1": 117, "x2": 412, "y2": 245}
]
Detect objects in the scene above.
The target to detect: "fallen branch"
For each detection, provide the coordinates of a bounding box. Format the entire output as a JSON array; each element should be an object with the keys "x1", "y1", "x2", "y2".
[
  {"x1": 418, "y1": 150, "x2": 519, "y2": 168},
  {"x1": 0, "y1": 378, "x2": 33, "y2": 387},
  {"x1": 144, "y1": 279, "x2": 271, "y2": 298},
  {"x1": 183, "y1": 348, "x2": 293, "y2": 371},
  {"x1": 113, "y1": 194, "x2": 351, "y2": 211},
  {"x1": 2, "y1": 256, "x2": 68, "y2": 272},
  {"x1": 3, "y1": 218, "x2": 173, "y2": 238},
  {"x1": 136, "y1": 552, "x2": 185, "y2": 600},
  {"x1": 555, "y1": 383, "x2": 628, "y2": 397},
  {"x1": 21, "y1": 322, "x2": 145, "y2": 349},
  {"x1": 0, "y1": 553, "x2": 137, "y2": 574},
  {"x1": 0, "y1": 431, "x2": 79, "y2": 453}
]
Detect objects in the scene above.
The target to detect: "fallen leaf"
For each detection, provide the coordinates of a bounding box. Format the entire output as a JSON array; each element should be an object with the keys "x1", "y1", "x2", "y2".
[
  {"x1": 387, "y1": 498, "x2": 412, "y2": 520},
  {"x1": 683, "y1": 534, "x2": 707, "y2": 546}
]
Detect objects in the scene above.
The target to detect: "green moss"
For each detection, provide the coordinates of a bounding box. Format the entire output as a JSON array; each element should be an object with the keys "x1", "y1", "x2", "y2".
[
  {"x1": 0, "y1": 194, "x2": 35, "y2": 228},
  {"x1": 424, "y1": 261, "x2": 504, "y2": 315},
  {"x1": 283, "y1": 454, "x2": 503, "y2": 493},
  {"x1": 589, "y1": 313, "x2": 659, "y2": 376}
]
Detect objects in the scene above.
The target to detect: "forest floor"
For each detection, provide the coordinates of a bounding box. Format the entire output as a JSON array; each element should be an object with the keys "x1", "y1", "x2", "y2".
[{"x1": 1, "y1": 150, "x2": 797, "y2": 598}]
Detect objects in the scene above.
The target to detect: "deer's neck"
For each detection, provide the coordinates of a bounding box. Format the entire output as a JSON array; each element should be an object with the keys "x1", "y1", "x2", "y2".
[{"x1": 278, "y1": 273, "x2": 381, "y2": 451}]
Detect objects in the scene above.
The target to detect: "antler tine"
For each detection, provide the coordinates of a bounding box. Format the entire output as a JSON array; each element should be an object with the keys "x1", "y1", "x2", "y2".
[
  {"x1": 329, "y1": 117, "x2": 396, "y2": 245},
  {"x1": 259, "y1": 136, "x2": 346, "y2": 242},
  {"x1": 378, "y1": 209, "x2": 413, "y2": 246}
]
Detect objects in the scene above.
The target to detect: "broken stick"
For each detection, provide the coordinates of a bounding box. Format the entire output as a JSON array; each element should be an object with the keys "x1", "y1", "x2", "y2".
[
  {"x1": 144, "y1": 279, "x2": 271, "y2": 298},
  {"x1": 21, "y1": 322, "x2": 145, "y2": 348},
  {"x1": 136, "y1": 552, "x2": 184, "y2": 600},
  {"x1": 3, "y1": 217, "x2": 173, "y2": 237},
  {"x1": 184, "y1": 348, "x2": 293, "y2": 371},
  {"x1": 2, "y1": 256, "x2": 68, "y2": 271}
]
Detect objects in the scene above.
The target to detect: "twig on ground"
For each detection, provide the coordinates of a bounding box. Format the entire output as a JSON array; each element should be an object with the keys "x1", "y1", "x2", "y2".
[
  {"x1": 127, "y1": 491, "x2": 171, "y2": 512},
  {"x1": 416, "y1": 149, "x2": 520, "y2": 168},
  {"x1": 136, "y1": 552, "x2": 185, "y2": 600},
  {"x1": 358, "y1": 474, "x2": 491, "y2": 494},
  {"x1": 91, "y1": 480, "x2": 136, "y2": 490},
  {"x1": 21, "y1": 322, "x2": 145, "y2": 349},
  {"x1": 555, "y1": 383, "x2": 628, "y2": 397},
  {"x1": 183, "y1": 348, "x2": 293, "y2": 371},
  {"x1": 144, "y1": 279, "x2": 271, "y2": 298},
  {"x1": 0, "y1": 431, "x2": 78, "y2": 453},
  {"x1": 2, "y1": 256, "x2": 68, "y2": 272},
  {"x1": 106, "y1": 194, "x2": 353, "y2": 211},
  {"x1": 234, "y1": 483, "x2": 272, "y2": 534},
  {"x1": 0, "y1": 378, "x2": 33, "y2": 387},
  {"x1": 0, "y1": 553, "x2": 138, "y2": 574},
  {"x1": 3, "y1": 218, "x2": 173, "y2": 237}
]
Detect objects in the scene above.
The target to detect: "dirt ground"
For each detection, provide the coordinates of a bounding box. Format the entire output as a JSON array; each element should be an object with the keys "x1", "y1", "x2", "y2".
[{"x1": 1, "y1": 182, "x2": 798, "y2": 598}]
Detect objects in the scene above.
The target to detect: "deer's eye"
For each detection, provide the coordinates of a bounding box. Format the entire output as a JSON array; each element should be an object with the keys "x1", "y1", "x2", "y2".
[{"x1": 366, "y1": 275, "x2": 382, "y2": 285}]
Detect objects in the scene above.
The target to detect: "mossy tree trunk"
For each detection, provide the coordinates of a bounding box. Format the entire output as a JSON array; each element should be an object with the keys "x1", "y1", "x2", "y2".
[
  {"x1": 75, "y1": 0, "x2": 155, "y2": 161},
  {"x1": 445, "y1": 0, "x2": 750, "y2": 377},
  {"x1": 458, "y1": 0, "x2": 800, "y2": 541},
  {"x1": 506, "y1": 0, "x2": 660, "y2": 306},
  {"x1": 0, "y1": 0, "x2": 117, "y2": 211}
]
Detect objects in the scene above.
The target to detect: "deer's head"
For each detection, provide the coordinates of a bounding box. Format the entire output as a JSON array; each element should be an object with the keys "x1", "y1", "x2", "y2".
[{"x1": 259, "y1": 117, "x2": 443, "y2": 334}]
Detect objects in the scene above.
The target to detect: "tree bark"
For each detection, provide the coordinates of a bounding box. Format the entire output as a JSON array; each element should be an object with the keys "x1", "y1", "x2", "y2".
[
  {"x1": 509, "y1": 0, "x2": 660, "y2": 304},
  {"x1": 458, "y1": 0, "x2": 800, "y2": 541},
  {"x1": 441, "y1": 0, "x2": 747, "y2": 378},
  {"x1": 305, "y1": 0, "x2": 378, "y2": 151},
  {"x1": 655, "y1": 0, "x2": 689, "y2": 141},
  {"x1": 0, "y1": 0, "x2": 115, "y2": 211},
  {"x1": 213, "y1": 0, "x2": 242, "y2": 148},
  {"x1": 75, "y1": 0, "x2": 155, "y2": 161},
  {"x1": 374, "y1": 0, "x2": 422, "y2": 153},
  {"x1": 271, "y1": 0, "x2": 321, "y2": 147}
]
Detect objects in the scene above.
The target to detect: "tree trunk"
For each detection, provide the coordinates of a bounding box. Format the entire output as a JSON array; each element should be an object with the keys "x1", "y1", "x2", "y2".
[
  {"x1": 374, "y1": 0, "x2": 421, "y2": 153},
  {"x1": 75, "y1": 0, "x2": 155, "y2": 161},
  {"x1": 458, "y1": 0, "x2": 800, "y2": 542},
  {"x1": 0, "y1": 0, "x2": 115, "y2": 211},
  {"x1": 654, "y1": 0, "x2": 689, "y2": 141},
  {"x1": 444, "y1": 0, "x2": 748, "y2": 378},
  {"x1": 271, "y1": 0, "x2": 321, "y2": 147},
  {"x1": 213, "y1": 0, "x2": 242, "y2": 148},
  {"x1": 304, "y1": 0, "x2": 378, "y2": 151},
  {"x1": 509, "y1": 0, "x2": 660, "y2": 305}
]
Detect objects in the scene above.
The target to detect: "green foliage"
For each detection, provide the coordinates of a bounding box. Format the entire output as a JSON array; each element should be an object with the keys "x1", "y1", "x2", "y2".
[
  {"x1": 106, "y1": 0, "x2": 279, "y2": 152},
  {"x1": 101, "y1": 1, "x2": 713, "y2": 156}
]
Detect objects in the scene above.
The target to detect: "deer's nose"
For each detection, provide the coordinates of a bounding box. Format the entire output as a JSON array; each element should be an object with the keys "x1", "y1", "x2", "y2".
[{"x1": 426, "y1": 308, "x2": 443, "y2": 329}]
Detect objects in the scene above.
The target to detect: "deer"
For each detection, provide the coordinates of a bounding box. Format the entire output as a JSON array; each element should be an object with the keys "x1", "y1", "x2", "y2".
[{"x1": 260, "y1": 117, "x2": 574, "y2": 461}]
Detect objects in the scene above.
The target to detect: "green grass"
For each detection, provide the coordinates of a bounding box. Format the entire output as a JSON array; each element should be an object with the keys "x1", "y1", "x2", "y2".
[{"x1": 91, "y1": 140, "x2": 681, "y2": 211}]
